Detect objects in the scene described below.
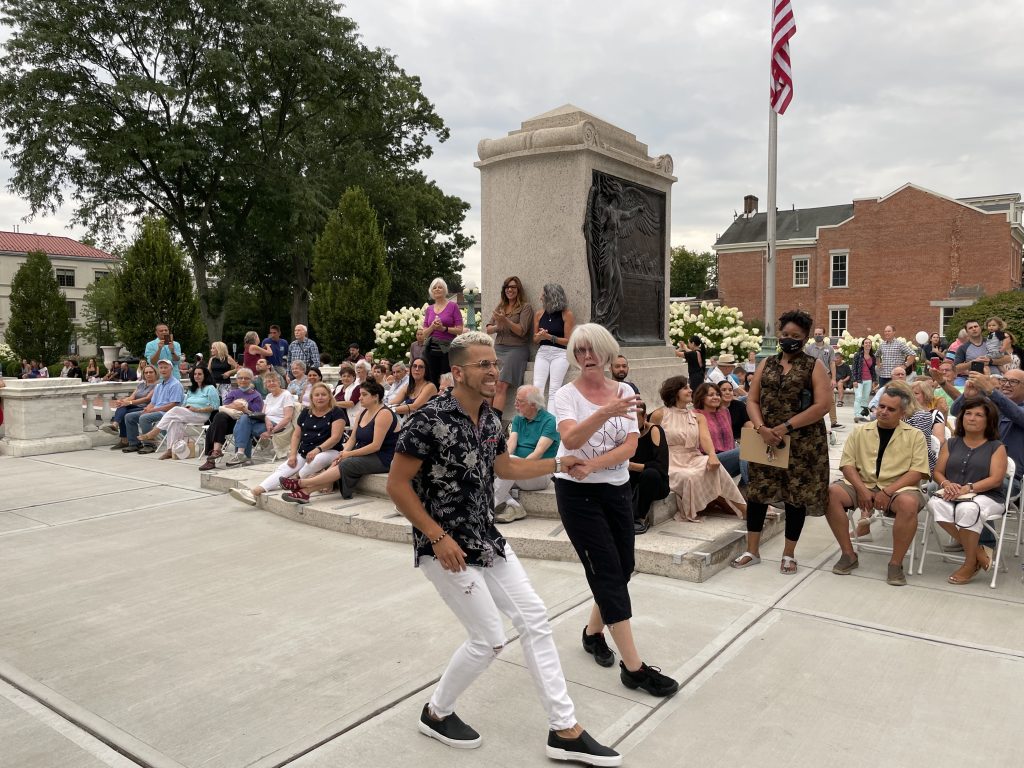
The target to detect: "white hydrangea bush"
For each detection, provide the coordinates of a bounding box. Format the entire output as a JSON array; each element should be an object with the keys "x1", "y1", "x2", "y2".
[
  {"x1": 0, "y1": 342, "x2": 15, "y2": 363},
  {"x1": 371, "y1": 306, "x2": 483, "y2": 362},
  {"x1": 668, "y1": 301, "x2": 762, "y2": 356}
]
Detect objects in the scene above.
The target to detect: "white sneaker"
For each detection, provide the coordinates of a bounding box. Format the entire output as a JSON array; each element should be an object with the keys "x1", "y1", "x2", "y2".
[
  {"x1": 225, "y1": 452, "x2": 250, "y2": 467},
  {"x1": 229, "y1": 487, "x2": 257, "y2": 506}
]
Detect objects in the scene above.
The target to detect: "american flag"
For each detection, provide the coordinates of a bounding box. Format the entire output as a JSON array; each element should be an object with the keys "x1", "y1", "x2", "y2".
[{"x1": 770, "y1": 0, "x2": 797, "y2": 114}]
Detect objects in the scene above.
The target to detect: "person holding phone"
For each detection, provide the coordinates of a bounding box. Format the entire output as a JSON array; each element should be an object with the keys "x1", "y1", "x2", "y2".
[
  {"x1": 145, "y1": 323, "x2": 183, "y2": 378},
  {"x1": 954, "y1": 320, "x2": 1008, "y2": 377}
]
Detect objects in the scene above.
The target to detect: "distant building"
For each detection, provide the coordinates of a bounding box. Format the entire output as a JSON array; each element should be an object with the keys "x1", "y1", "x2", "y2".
[
  {"x1": 715, "y1": 184, "x2": 1024, "y2": 339},
  {"x1": 0, "y1": 231, "x2": 119, "y2": 357}
]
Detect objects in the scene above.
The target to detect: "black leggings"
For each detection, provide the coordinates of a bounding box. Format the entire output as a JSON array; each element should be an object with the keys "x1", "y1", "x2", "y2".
[
  {"x1": 629, "y1": 467, "x2": 670, "y2": 523},
  {"x1": 746, "y1": 500, "x2": 807, "y2": 542}
]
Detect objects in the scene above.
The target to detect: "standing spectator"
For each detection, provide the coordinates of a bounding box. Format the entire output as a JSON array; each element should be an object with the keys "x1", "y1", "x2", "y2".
[
  {"x1": 876, "y1": 325, "x2": 917, "y2": 387},
  {"x1": 733, "y1": 309, "x2": 831, "y2": 574},
  {"x1": 257, "y1": 325, "x2": 290, "y2": 380},
  {"x1": 240, "y1": 331, "x2": 262, "y2": 373},
  {"x1": 985, "y1": 317, "x2": 1012, "y2": 361},
  {"x1": 140, "y1": 365, "x2": 219, "y2": 460},
  {"x1": 805, "y1": 327, "x2": 842, "y2": 429},
  {"x1": 102, "y1": 365, "x2": 157, "y2": 448},
  {"x1": 954, "y1": 320, "x2": 1005, "y2": 378},
  {"x1": 921, "y1": 332, "x2": 946, "y2": 363},
  {"x1": 416, "y1": 277, "x2": 464, "y2": 387},
  {"x1": 485, "y1": 275, "x2": 534, "y2": 414},
  {"x1": 532, "y1": 283, "x2": 575, "y2": 413},
  {"x1": 123, "y1": 359, "x2": 184, "y2": 453},
  {"x1": 675, "y1": 336, "x2": 706, "y2": 391},
  {"x1": 145, "y1": 323, "x2": 182, "y2": 376},
  {"x1": 628, "y1": 401, "x2": 669, "y2": 535},
  {"x1": 493, "y1": 385, "x2": 560, "y2": 524},
  {"x1": 208, "y1": 341, "x2": 238, "y2": 400},
  {"x1": 743, "y1": 350, "x2": 758, "y2": 374},
  {"x1": 610, "y1": 355, "x2": 640, "y2": 395},
  {"x1": 851, "y1": 337, "x2": 877, "y2": 422},
  {"x1": 834, "y1": 354, "x2": 852, "y2": 407},
  {"x1": 288, "y1": 324, "x2": 321, "y2": 370},
  {"x1": 554, "y1": 324, "x2": 679, "y2": 698}
]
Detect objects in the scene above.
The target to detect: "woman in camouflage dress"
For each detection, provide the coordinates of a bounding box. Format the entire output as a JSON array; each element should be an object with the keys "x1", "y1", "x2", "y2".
[{"x1": 731, "y1": 310, "x2": 831, "y2": 574}]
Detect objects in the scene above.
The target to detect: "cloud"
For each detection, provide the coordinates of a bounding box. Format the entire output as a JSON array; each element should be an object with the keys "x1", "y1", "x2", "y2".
[{"x1": 3, "y1": 0, "x2": 1021, "y2": 285}]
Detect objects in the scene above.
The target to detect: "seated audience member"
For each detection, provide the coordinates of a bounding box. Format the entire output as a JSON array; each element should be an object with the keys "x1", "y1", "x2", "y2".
[
  {"x1": 287, "y1": 360, "x2": 308, "y2": 397},
  {"x1": 628, "y1": 400, "x2": 669, "y2": 534},
  {"x1": 252, "y1": 358, "x2": 271, "y2": 396},
  {"x1": 226, "y1": 371, "x2": 296, "y2": 466},
  {"x1": 59, "y1": 358, "x2": 74, "y2": 378},
  {"x1": 334, "y1": 364, "x2": 361, "y2": 423},
  {"x1": 225, "y1": 382, "x2": 346, "y2": 504},
  {"x1": 263, "y1": 381, "x2": 399, "y2": 505},
  {"x1": 650, "y1": 376, "x2": 746, "y2": 523},
  {"x1": 868, "y1": 366, "x2": 908, "y2": 414},
  {"x1": 835, "y1": 354, "x2": 852, "y2": 407},
  {"x1": 123, "y1": 359, "x2": 184, "y2": 453},
  {"x1": 716, "y1": 354, "x2": 742, "y2": 389},
  {"x1": 103, "y1": 365, "x2": 158, "y2": 448},
  {"x1": 492, "y1": 385, "x2": 560, "y2": 523},
  {"x1": 371, "y1": 363, "x2": 389, "y2": 388},
  {"x1": 928, "y1": 361, "x2": 960, "y2": 407},
  {"x1": 909, "y1": 380, "x2": 947, "y2": 444},
  {"x1": 354, "y1": 359, "x2": 372, "y2": 386},
  {"x1": 300, "y1": 366, "x2": 323, "y2": 408},
  {"x1": 744, "y1": 350, "x2": 758, "y2": 374},
  {"x1": 946, "y1": 369, "x2": 1024, "y2": 488},
  {"x1": 705, "y1": 356, "x2": 724, "y2": 385},
  {"x1": 102, "y1": 363, "x2": 120, "y2": 382},
  {"x1": 692, "y1": 382, "x2": 747, "y2": 485},
  {"x1": 83, "y1": 358, "x2": 99, "y2": 381},
  {"x1": 392, "y1": 357, "x2": 437, "y2": 420},
  {"x1": 825, "y1": 386, "x2": 929, "y2": 586},
  {"x1": 198, "y1": 369, "x2": 264, "y2": 470},
  {"x1": 385, "y1": 361, "x2": 408, "y2": 404},
  {"x1": 928, "y1": 397, "x2": 1006, "y2": 584},
  {"x1": 138, "y1": 365, "x2": 220, "y2": 459},
  {"x1": 610, "y1": 354, "x2": 640, "y2": 395},
  {"x1": 437, "y1": 372, "x2": 454, "y2": 395},
  {"x1": 718, "y1": 379, "x2": 749, "y2": 441}
]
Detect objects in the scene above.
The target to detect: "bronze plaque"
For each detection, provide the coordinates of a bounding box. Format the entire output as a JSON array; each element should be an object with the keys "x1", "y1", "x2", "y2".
[{"x1": 583, "y1": 170, "x2": 666, "y2": 345}]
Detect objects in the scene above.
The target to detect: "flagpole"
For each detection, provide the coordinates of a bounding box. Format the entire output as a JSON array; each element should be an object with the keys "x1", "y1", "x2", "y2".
[{"x1": 764, "y1": 107, "x2": 778, "y2": 355}]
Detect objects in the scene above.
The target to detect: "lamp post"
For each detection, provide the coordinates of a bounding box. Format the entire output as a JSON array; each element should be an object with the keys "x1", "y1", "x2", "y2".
[{"x1": 463, "y1": 280, "x2": 479, "y2": 331}]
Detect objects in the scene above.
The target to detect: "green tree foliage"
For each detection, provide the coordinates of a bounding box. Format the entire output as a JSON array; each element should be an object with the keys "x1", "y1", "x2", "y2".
[
  {"x1": 0, "y1": 0, "x2": 468, "y2": 337},
  {"x1": 670, "y1": 246, "x2": 718, "y2": 298},
  {"x1": 111, "y1": 218, "x2": 205, "y2": 357},
  {"x1": 947, "y1": 291, "x2": 1024, "y2": 345},
  {"x1": 5, "y1": 250, "x2": 75, "y2": 363},
  {"x1": 79, "y1": 274, "x2": 119, "y2": 348},
  {"x1": 310, "y1": 187, "x2": 390, "y2": 358}
]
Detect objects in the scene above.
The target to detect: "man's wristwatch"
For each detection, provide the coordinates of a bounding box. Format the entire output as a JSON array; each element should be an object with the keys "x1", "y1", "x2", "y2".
[{"x1": 555, "y1": 457, "x2": 562, "y2": 473}]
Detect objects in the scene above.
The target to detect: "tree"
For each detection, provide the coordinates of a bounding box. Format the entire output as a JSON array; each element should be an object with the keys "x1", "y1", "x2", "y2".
[
  {"x1": 110, "y1": 218, "x2": 206, "y2": 357},
  {"x1": 670, "y1": 246, "x2": 718, "y2": 298},
  {"x1": 310, "y1": 187, "x2": 390, "y2": 357},
  {"x1": 0, "y1": 0, "x2": 467, "y2": 338},
  {"x1": 79, "y1": 274, "x2": 119, "y2": 348},
  {"x1": 5, "y1": 250, "x2": 75, "y2": 363}
]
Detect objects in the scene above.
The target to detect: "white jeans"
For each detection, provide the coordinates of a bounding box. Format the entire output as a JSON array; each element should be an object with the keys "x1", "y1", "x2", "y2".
[
  {"x1": 494, "y1": 474, "x2": 551, "y2": 506},
  {"x1": 420, "y1": 545, "x2": 576, "y2": 730},
  {"x1": 533, "y1": 346, "x2": 569, "y2": 413},
  {"x1": 255, "y1": 450, "x2": 339, "y2": 492},
  {"x1": 156, "y1": 407, "x2": 209, "y2": 458},
  {"x1": 929, "y1": 495, "x2": 1004, "y2": 534}
]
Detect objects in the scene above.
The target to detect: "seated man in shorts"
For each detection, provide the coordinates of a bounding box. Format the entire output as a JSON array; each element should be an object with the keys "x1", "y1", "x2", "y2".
[{"x1": 825, "y1": 386, "x2": 930, "y2": 586}]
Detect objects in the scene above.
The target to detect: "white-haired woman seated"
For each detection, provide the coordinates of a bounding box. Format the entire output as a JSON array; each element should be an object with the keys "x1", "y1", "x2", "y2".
[{"x1": 493, "y1": 385, "x2": 560, "y2": 523}]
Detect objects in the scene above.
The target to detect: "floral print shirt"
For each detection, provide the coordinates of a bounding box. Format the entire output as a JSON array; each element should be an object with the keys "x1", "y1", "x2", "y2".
[{"x1": 395, "y1": 390, "x2": 508, "y2": 567}]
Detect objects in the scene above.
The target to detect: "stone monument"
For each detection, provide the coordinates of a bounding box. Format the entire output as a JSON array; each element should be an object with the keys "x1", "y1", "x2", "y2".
[{"x1": 476, "y1": 105, "x2": 680, "y2": 403}]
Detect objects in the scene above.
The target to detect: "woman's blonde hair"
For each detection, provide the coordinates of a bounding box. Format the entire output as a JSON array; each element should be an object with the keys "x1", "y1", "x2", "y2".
[
  {"x1": 211, "y1": 341, "x2": 229, "y2": 360},
  {"x1": 308, "y1": 382, "x2": 334, "y2": 409},
  {"x1": 911, "y1": 379, "x2": 938, "y2": 410}
]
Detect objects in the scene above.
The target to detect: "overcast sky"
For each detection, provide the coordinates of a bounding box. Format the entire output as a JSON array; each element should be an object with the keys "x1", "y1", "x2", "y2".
[{"x1": 2, "y1": 0, "x2": 1021, "y2": 285}]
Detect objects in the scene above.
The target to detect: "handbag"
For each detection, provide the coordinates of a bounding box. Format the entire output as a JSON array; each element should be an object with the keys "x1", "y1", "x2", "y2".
[{"x1": 739, "y1": 425, "x2": 791, "y2": 468}]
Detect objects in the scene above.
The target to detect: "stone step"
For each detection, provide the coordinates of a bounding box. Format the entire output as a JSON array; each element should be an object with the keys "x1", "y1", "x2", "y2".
[{"x1": 201, "y1": 466, "x2": 784, "y2": 582}]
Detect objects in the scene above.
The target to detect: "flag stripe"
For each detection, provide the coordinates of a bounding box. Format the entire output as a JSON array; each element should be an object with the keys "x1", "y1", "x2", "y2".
[{"x1": 770, "y1": 0, "x2": 797, "y2": 115}]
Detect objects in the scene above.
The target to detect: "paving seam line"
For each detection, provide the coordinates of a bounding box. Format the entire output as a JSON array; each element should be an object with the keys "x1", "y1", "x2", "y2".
[
  {"x1": 0, "y1": 490, "x2": 211, "y2": 532},
  {"x1": 0, "y1": 659, "x2": 186, "y2": 768},
  {"x1": 26, "y1": 454, "x2": 205, "y2": 495}
]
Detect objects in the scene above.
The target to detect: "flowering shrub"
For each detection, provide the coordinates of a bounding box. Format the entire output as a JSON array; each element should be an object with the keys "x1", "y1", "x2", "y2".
[
  {"x1": 0, "y1": 342, "x2": 15, "y2": 363},
  {"x1": 668, "y1": 302, "x2": 762, "y2": 356},
  {"x1": 372, "y1": 306, "x2": 483, "y2": 362}
]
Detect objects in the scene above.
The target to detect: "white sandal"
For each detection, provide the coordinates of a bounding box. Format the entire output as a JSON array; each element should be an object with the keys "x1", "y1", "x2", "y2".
[
  {"x1": 730, "y1": 551, "x2": 761, "y2": 569},
  {"x1": 780, "y1": 555, "x2": 798, "y2": 575}
]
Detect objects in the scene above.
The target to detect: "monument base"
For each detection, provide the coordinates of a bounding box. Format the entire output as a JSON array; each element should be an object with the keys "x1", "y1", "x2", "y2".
[{"x1": 1, "y1": 434, "x2": 93, "y2": 458}]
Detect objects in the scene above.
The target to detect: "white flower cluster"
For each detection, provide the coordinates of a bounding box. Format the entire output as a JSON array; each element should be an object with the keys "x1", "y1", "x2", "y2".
[
  {"x1": 372, "y1": 304, "x2": 428, "y2": 362},
  {"x1": 668, "y1": 301, "x2": 762, "y2": 356},
  {"x1": 0, "y1": 342, "x2": 15, "y2": 363}
]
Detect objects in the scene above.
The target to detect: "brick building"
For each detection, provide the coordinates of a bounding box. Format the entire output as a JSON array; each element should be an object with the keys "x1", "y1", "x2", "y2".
[{"x1": 714, "y1": 184, "x2": 1024, "y2": 339}]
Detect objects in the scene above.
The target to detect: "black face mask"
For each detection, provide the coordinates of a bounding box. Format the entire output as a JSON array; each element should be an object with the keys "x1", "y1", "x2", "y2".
[{"x1": 778, "y1": 338, "x2": 803, "y2": 354}]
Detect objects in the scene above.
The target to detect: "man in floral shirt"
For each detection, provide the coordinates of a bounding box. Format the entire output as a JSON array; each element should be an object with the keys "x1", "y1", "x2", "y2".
[{"x1": 387, "y1": 331, "x2": 620, "y2": 766}]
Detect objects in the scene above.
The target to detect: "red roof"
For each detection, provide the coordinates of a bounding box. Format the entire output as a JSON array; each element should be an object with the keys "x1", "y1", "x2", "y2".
[{"x1": 0, "y1": 231, "x2": 115, "y2": 261}]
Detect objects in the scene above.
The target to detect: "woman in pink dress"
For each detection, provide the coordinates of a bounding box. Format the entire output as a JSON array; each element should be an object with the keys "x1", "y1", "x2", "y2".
[{"x1": 651, "y1": 376, "x2": 746, "y2": 523}]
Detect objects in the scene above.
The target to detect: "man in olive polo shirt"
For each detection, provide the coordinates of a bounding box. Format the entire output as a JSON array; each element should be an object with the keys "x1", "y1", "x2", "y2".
[{"x1": 825, "y1": 386, "x2": 929, "y2": 586}]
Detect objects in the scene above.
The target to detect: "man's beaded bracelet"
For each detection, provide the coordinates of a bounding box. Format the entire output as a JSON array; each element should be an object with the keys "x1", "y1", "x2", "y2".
[{"x1": 430, "y1": 531, "x2": 447, "y2": 546}]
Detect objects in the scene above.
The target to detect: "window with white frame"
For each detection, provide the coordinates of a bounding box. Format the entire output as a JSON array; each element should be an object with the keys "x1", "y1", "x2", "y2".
[
  {"x1": 830, "y1": 250, "x2": 848, "y2": 288},
  {"x1": 940, "y1": 307, "x2": 958, "y2": 337},
  {"x1": 56, "y1": 268, "x2": 76, "y2": 287},
  {"x1": 792, "y1": 256, "x2": 809, "y2": 287},
  {"x1": 829, "y1": 307, "x2": 848, "y2": 339}
]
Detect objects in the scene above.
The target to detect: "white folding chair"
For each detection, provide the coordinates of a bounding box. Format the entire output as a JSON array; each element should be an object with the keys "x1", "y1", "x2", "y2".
[
  {"x1": 917, "y1": 457, "x2": 1016, "y2": 589},
  {"x1": 847, "y1": 489, "x2": 921, "y2": 568}
]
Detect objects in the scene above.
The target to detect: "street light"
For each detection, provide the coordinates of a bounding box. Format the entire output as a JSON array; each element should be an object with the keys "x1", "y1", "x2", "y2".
[{"x1": 463, "y1": 279, "x2": 479, "y2": 331}]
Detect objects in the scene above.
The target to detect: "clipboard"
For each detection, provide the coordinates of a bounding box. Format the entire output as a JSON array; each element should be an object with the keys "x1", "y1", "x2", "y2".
[{"x1": 739, "y1": 425, "x2": 791, "y2": 468}]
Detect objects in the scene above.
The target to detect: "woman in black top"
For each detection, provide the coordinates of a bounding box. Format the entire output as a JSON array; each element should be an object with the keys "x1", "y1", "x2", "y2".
[
  {"x1": 675, "y1": 335, "x2": 706, "y2": 391},
  {"x1": 628, "y1": 401, "x2": 670, "y2": 534},
  {"x1": 532, "y1": 283, "x2": 576, "y2": 412}
]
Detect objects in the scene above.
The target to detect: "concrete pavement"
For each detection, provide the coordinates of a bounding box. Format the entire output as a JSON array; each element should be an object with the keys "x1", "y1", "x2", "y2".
[{"x1": 2, "y1": 416, "x2": 1024, "y2": 768}]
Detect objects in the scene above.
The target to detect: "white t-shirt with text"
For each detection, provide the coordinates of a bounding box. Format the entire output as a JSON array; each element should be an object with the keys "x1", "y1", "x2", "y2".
[{"x1": 553, "y1": 382, "x2": 639, "y2": 485}]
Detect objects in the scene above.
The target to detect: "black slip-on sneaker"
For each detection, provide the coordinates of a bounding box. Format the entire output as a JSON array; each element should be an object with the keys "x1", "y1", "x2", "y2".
[
  {"x1": 581, "y1": 627, "x2": 615, "y2": 667},
  {"x1": 620, "y1": 661, "x2": 679, "y2": 697},
  {"x1": 418, "y1": 704, "x2": 481, "y2": 749},
  {"x1": 546, "y1": 729, "x2": 621, "y2": 766}
]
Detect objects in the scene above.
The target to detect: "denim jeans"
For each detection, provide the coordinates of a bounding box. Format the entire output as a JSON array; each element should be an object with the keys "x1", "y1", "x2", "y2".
[
  {"x1": 113, "y1": 404, "x2": 143, "y2": 438},
  {"x1": 717, "y1": 448, "x2": 749, "y2": 485},
  {"x1": 233, "y1": 415, "x2": 268, "y2": 457}
]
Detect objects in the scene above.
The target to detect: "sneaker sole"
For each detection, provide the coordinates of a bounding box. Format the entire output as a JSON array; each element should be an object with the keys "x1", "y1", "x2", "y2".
[
  {"x1": 546, "y1": 745, "x2": 622, "y2": 767},
  {"x1": 417, "y1": 721, "x2": 481, "y2": 749},
  {"x1": 583, "y1": 646, "x2": 615, "y2": 668},
  {"x1": 620, "y1": 676, "x2": 679, "y2": 697},
  {"x1": 228, "y1": 488, "x2": 257, "y2": 507}
]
